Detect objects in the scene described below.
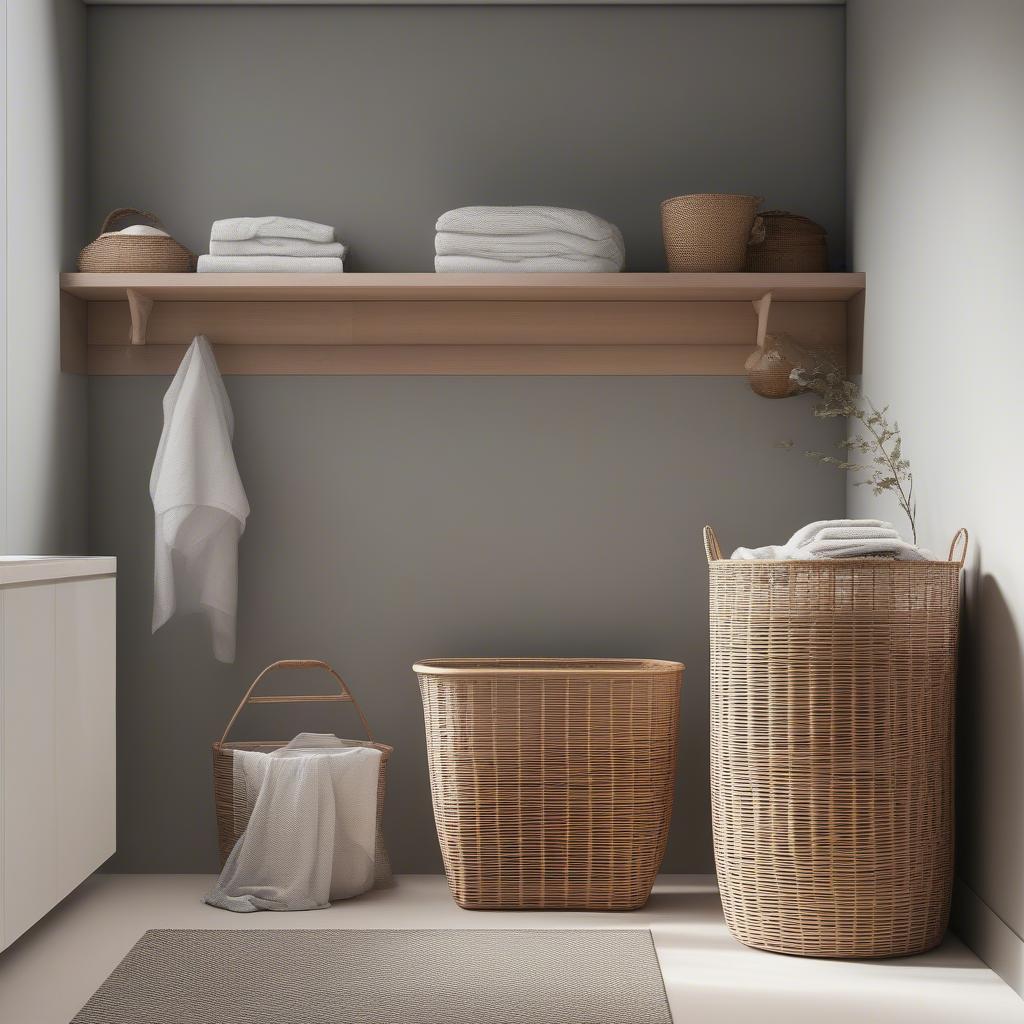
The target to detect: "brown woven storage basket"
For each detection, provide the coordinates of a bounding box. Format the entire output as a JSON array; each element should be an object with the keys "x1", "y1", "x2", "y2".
[
  {"x1": 745, "y1": 210, "x2": 828, "y2": 272},
  {"x1": 78, "y1": 207, "x2": 195, "y2": 273},
  {"x1": 661, "y1": 193, "x2": 763, "y2": 272},
  {"x1": 704, "y1": 525, "x2": 968, "y2": 958},
  {"x1": 212, "y1": 659, "x2": 392, "y2": 870},
  {"x1": 414, "y1": 657, "x2": 683, "y2": 911}
]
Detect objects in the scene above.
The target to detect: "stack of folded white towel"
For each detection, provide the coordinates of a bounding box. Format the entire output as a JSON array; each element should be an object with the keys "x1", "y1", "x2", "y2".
[
  {"x1": 435, "y1": 206, "x2": 625, "y2": 273},
  {"x1": 198, "y1": 217, "x2": 347, "y2": 273},
  {"x1": 731, "y1": 520, "x2": 929, "y2": 561}
]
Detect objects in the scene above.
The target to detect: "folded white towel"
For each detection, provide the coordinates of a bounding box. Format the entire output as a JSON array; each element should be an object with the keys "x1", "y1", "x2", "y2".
[
  {"x1": 210, "y1": 238, "x2": 348, "y2": 258},
  {"x1": 436, "y1": 206, "x2": 621, "y2": 242},
  {"x1": 434, "y1": 254, "x2": 621, "y2": 274},
  {"x1": 150, "y1": 337, "x2": 249, "y2": 663},
  {"x1": 435, "y1": 229, "x2": 624, "y2": 266},
  {"x1": 198, "y1": 255, "x2": 345, "y2": 273},
  {"x1": 731, "y1": 519, "x2": 929, "y2": 562},
  {"x1": 205, "y1": 735, "x2": 382, "y2": 913},
  {"x1": 210, "y1": 216, "x2": 334, "y2": 244}
]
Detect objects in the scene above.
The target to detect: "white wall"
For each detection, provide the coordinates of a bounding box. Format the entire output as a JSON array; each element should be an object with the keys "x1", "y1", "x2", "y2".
[
  {"x1": 2, "y1": 0, "x2": 87, "y2": 555},
  {"x1": 847, "y1": 0, "x2": 1024, "y2": 994}
]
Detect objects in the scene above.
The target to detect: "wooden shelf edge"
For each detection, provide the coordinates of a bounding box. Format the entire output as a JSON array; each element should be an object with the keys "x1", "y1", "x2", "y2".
[
  {"x1": 60, "y1": 271, "x2": 865, "y2": 302},
  {"x1": 60, "y1": 271, "x2": 863, "y2": 376}
]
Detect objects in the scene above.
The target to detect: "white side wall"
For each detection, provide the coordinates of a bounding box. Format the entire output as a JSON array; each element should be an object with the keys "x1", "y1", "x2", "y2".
[
  {"x1": 847, "y1": 0, "x2": 1024, "y2": 995},
  {"x1": 3, "y1": 0, "x2": 87, "y2": 555}
]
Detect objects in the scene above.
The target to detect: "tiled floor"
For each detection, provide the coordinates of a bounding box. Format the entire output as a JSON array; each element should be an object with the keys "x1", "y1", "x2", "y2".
[{"x1": 0, "y1": 874, "x2": 1020, "y2": 1023}]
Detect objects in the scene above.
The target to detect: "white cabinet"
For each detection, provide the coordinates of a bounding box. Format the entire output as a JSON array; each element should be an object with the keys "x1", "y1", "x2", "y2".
[{"x1": 0, "y1": 558, "x2": 115, "y2": 951}]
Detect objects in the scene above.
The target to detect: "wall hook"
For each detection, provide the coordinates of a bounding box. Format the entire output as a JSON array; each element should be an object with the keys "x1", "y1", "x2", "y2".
[{"x1": 126, "y1": 288, "x2": 154, "y2": 345}]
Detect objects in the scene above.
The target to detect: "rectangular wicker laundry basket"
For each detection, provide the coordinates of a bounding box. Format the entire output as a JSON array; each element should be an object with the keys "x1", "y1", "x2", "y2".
[
  {"x1": 414, "y1": 657, "x2": 683, "y2": 911},
  {"x1": 212, "y1": 659, "x2": 392, "y2": 870},
  {"x1": 704, "y1": 525, "x2": 967, "y2": 959}
]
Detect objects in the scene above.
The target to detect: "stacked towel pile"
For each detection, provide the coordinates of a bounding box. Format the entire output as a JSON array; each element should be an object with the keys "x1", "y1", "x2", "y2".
[
  {"x1": 435, "y1": 206, "x2": 625, "y2": 273},
  {"x1": 731, "y1": 520, "x2": 929, "y2": 561},
  {"x1": 198, "y1": 217, "x2": 347, "y2": 273}
]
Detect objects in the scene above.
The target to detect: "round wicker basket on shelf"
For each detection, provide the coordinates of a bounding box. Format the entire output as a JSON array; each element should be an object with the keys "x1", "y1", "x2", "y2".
[
  {"x1": 78, "y1": 207, "x2": 195, "y2": 273},
  {"x1": 704, "y1": 525, "x2": 967, "y2": 958},
  {"x1": 745, "y1": 210, "x2": 828, "y2": 272},
  {"x1": 661, "y1": 193, "x2": 763, "y2": 272}
]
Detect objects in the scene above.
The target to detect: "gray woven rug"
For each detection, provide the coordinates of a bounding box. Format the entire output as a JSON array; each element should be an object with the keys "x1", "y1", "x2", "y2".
[{"x1": 73, "y1": 928, "x2": 673, "y2": 1024}]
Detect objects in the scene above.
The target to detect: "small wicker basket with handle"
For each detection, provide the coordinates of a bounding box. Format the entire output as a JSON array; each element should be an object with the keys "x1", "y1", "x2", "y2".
[
  {"x1": 212, "y1": 659, "x2": 392, "y2": 873},
  {"x1": 78, "y1": 207, "x2": 195, "y2": 273}
]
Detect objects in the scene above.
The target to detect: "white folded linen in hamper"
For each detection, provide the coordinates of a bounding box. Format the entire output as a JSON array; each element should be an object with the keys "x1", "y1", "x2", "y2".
[
  {"x1": 150, "y1": 336, "x2": 249, "y2": 663},
  {"x1": 205, "y1": 734, "x2": 383, "y2": 913}
]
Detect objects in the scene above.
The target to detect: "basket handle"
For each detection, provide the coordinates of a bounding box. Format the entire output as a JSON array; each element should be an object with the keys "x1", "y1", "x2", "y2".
[
  {"x1": 100, "y1": 207, "x2": 166, "y2": 234},
  {"x1": 703, "y1": 525, "x2": 724, "y2": 564},
  {"x1": 218, "y1": 659, "x2": 375, "y2": 745},
  {"x1": 947, "y1": 528, "x2": 969, "y2": 567}
]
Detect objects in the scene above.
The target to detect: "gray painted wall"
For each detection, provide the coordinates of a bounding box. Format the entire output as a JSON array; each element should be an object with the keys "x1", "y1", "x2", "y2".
[
  {"x1": 85, "y1": 4, "x2": 847, "y2": 872},
  {"x1": 87, "y1": 4, "x2": 845, "y2": 271},
  {"x1": 847, "y1": 0, "x2": 1024, "y2": 993},
  {"x1": 3, "y1": 0, "x2": 88, "y2": 555}
]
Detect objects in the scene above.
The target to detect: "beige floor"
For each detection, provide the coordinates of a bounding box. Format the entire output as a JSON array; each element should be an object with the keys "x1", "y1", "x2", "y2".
[{"x1": 0, "y1": 874, "x2": 1021, "y2": 1023}]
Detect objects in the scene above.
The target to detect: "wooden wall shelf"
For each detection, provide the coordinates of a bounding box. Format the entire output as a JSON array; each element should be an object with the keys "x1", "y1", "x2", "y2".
[{"x1": 59, "y1": 271, "x2": 865, "y2": 376}]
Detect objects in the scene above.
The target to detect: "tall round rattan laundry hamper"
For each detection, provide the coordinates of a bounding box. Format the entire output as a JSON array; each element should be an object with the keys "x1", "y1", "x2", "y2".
[
  {"x1": 414, "y1": 658, "x2": 683, "y2": 910},
  {"x1": 704, "y1": 525, "x2": 967, "y2": 958}
]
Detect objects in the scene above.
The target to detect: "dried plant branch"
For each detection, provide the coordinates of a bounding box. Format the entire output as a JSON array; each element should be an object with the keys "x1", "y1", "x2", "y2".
[{"x1": 779, "y1": 358, "x2": 917, "y2": 543}]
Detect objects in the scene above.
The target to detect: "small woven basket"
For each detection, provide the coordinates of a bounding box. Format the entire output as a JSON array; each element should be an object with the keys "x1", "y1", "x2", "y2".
[
  {"x1": 212, "y1": 659, "x2": 392, "y2": 873},
  {"x1": 705, "y1": 525, "x2": 967, "y2": 958},
  {"x1": 78, "y1": 207, "x2": 195, "y2": 273},
  {"x1": 745, "y1": 210, "x2": 828, "y2": 272},
  {"x1": 414, "y1": 657, "x2": 683, "y2": 910},
  {"x1": 661, "y1": 193, "x2": 763, "y2": 272}
]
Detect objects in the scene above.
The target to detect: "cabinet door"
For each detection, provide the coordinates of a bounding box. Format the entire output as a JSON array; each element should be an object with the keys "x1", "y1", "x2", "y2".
[
  {"x1": 1, "y1": 583, "x2": 57, "y2": 949},
  {"x1": 55, "y1": 577, "x2": 116, "y2": 900}
]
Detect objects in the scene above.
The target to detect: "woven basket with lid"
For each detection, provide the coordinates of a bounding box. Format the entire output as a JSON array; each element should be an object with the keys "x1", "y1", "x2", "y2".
[
  {"x1": 78, "y1": 207, "x2": 195, "y2": 273},
  {"x1": 705, "y1": 525, "x2": 967, "y2": 958},
  {"x1": 745, "y1": 210, "x2": 828, "y2": 272}
]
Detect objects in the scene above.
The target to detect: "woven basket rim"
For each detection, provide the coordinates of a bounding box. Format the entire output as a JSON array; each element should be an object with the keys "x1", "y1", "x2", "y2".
[
  {"x1": 213, "y1": 739, "x2": 393, "y2": 754},
  {"x1": 660, "y1": 193, "x2": 761, "y2": 211},
  {"x1": 413, "y1": 657, "x2": 683, "y2": 676},
  {"x1": 707, "y1": 557, "x2": 960, "y2": 568}
]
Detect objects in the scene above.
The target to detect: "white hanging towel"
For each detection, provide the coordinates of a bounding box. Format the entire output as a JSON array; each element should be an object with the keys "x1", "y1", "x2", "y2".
[{"x1": 150, "y1": 336, "x2": 249, "y2": 662}]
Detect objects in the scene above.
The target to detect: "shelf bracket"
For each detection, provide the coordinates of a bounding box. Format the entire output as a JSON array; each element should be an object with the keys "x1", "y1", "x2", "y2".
[
  {"x1": 126, "y1": 289, "x2": 154, "y2": 345},
  {"x1": 751, "y1": 290, "x2": 773, "y2": 352}
]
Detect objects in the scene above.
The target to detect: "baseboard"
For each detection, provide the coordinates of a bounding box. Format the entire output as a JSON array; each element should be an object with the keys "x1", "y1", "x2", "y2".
[{"x1": 952, "y1": 877, "x2": 1024, "y2": 999}]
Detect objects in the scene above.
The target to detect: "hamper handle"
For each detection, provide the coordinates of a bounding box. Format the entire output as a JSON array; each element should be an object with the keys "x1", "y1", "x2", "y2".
[
  {"x1": 100, "y1": 207, "x2": 166, "y2": 234},
  {"x1": 947, "y1": 528, "x2": 969, "y2": 567},
  {"x1": 218, "y1": 659, "x2": 375, "y2": 745},
  {"x1": 703, "y1": 525, "x2": 724, "y2": 563}
]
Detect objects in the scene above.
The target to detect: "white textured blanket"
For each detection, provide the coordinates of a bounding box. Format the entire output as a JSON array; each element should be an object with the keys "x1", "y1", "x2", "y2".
[
  {"x1": 211, "y1": 216, "x2": 335, "y2": 243},
  {"x1": 210, "y1": 238, "x2": 348, "y2": 258},
  {"x1": 198, "y1": 255, "x2": 344, "y2": 273},
  {"x1": 205, "y1": 734, "x2": 383, "y2": 913},
  {"x1": 435, "y1": 228, "x2": 624, "y2": 266},
  {"x1": 436, "y1": 206, "x2": 621, "y2": 241},
  {"x1": 435, "y1": 254, "x2": 621, "y2": 273}
]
